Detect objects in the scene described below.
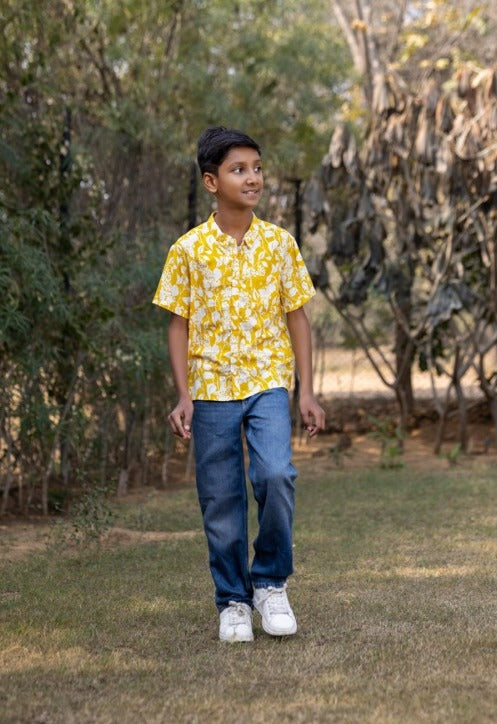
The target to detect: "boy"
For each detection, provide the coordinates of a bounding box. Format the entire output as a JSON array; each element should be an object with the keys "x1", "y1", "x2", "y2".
[{"x1": 153, "y1": 127, "x2": 325, "y2": 642}]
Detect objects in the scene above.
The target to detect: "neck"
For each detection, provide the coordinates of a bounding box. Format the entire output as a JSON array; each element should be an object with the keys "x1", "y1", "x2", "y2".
[{"x1": 214, "y1": 207, "x2": 254, "y2": 245}]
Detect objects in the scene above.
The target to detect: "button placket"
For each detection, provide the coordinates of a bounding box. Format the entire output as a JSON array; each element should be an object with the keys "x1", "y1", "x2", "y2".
[
  {"x1": 228, "y1": 241, "x2": 240, "y2": 395},
  {"x1": 225, "y1": 242, "x2": 235, "y2": 396},
  {"x1": 239, "y1": 247, "x2": 249, "y2": 358}
]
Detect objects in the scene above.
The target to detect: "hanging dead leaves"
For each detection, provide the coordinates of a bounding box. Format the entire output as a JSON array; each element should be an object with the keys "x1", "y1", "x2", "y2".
[{"x1": 307, "y1": 63, "x2": 497, "y2": 448}]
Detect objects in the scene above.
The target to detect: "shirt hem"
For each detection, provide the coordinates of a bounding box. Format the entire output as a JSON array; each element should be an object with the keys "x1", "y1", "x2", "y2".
[
  {"x1": 152, "y1": 299, "x2": 189, "y2": 318},
  {"x1": 283, "y1": 289, "x2": 316, "y2": 314},
  {"x1": 190, "y1": 381, "x2": 291, "y2": 402}
]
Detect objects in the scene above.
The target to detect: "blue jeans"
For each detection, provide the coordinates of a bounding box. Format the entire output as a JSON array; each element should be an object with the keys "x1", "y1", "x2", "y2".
[{"x1": 193, "y1": 387, "x2": 297, "y2": 611}]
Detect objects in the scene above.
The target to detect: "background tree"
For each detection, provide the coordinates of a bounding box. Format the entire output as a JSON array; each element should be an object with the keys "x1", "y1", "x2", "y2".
[
  {"x1": 307, "y1": 0, "x2": 497, "y2": 437},
  {"x1": 0, "y1": 0, "x2": 349, "y2": 513},
  {"x1": 308, "y1": 0, "x2": 497, "y2": 442}
]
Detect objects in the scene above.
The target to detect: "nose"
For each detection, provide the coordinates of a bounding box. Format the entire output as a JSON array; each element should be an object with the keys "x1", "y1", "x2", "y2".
[{"x1": 247, "y1": 169, "x2": 260, "y2": 185}]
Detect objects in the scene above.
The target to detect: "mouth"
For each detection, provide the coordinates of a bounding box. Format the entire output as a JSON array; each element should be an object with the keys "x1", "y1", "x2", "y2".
[{"x1": 243, "y1": 189, "x2": 261, "y2": 196}]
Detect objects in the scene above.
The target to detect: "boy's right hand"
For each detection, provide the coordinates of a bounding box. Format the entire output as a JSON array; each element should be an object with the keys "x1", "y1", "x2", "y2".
[{"x1": 168, "y1": 396, "x2": 193, "y2": 440}]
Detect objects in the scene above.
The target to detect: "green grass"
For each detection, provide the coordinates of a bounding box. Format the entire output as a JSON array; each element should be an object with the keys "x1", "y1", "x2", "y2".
[{"x1": 1, "y1": 463, "x2": 497, "y2": 722}]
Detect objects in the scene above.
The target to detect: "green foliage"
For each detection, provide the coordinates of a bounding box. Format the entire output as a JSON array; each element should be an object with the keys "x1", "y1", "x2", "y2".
[
  {"x1": 397, "y1": 0, "x2": 490, "y2": 75},
  {"x1": 329, "y1": 443, "x2": 352, "y2": 468},
  {"x1": 446, "y1": 442, "x2": 463, "y2": 467},
  {"x1": 368, "y1": 415, "x2": 405, "y2": 469},
  {"x1": 49, "y1": 484, "x2": 114, "y2": 547},
  {"x1": 69, "y1": 484, "x2": 114, "y2": 544},
  {"x1": 0, "y1": 0, "x2": 350, "y2": 512}
]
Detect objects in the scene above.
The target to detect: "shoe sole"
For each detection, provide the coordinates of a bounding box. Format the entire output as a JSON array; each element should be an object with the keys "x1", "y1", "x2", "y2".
[
  {"x1": 260, "y1": 620, "x2": 297, "y2": 636},
  {"x1": 219, "y1": 633, "x2": 254, "y2": 642}
]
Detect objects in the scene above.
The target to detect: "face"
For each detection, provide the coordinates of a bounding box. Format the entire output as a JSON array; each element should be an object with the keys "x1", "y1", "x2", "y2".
[{"x1": 203, "y1": 146, "x2": 263, "y2": 210}]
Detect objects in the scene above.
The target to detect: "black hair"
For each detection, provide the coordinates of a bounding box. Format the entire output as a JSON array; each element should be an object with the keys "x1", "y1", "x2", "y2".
[{"x1": 197, "y1": 126, "x2": 261, "y2": 175}]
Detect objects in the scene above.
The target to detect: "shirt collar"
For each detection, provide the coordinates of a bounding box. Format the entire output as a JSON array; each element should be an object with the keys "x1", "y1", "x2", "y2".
[{"x1": 206, "y1": 212, "x2": 261, "y2": 248}]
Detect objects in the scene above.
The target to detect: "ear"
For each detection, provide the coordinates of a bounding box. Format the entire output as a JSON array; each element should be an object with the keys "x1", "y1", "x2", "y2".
[{"x1": 202, "y1": 172, "x2": 218, "y2": 194}]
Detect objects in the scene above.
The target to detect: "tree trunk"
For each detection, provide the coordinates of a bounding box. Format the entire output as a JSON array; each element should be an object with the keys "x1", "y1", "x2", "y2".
[
  {"x1": 140, "y1": 387, "x2": 150, "y2": 488},
  {"x1": 433, "y1": 383, "x2": 453, "y2": 455},
  {"x1": 57, "y1": 107, "x2": 76, "y2": 494},
  {"x1": 1, "y1": 419, "x2": 14, "y2": 515},
  {"x1": 187, "y1": 160, "x2": 197, "y2": 231},
  {"x1": 99, "y1": 407, "x2": 110, "y2": 488},
  {"x1": 394, "y1": 318, "x2": 415, "y2": 418},
  {"x1": 117, "y1": 469, "x2": 129, "y2": 497},
  {"x1": 394, "y1": 384, "x2": 408, "y2": 446},
  {"x1": 117, "y1": 405, "x2": 136, "y2": 496},
  {"x1": 452, "y1": 348, "x2": 468, "y2": 452},
  {"x1": 490, "y1": 397, "x2": 497, "y2": 451},
  {"x1": 333, "y1": 0, "x2": 379, "y2": 104}
]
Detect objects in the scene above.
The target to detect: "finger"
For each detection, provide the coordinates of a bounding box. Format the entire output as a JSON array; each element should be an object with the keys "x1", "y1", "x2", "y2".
[
  {"x1": 301, "y1": 410, "x2": 313, "y2": 427},
  {"x1": 168, "y1": 412, "x2": 187, "y2": 439},
  {"x1": 306, "y1": 406, "x2": 325, "y2": 434},
  {"x1": 302, "y1": 415, "x2": 316, "y2": 436},
  {"x1": 305, "y1": 419, "x2": 318, "y2": 437},
  {"x1": 183, "y1": 409, "x2": 193, "y2": 438},
  {"x1": 168, "y1": 416, "x2": 181, "y2": 438},
  {"x1": 177, "y1": 417, "x2": 191, "y2": 440}
]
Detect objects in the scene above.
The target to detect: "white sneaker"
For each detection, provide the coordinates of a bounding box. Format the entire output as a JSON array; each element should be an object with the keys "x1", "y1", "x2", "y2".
[
  {"x1": 219, "y1": 601, "x2": 254, "y2": 642},
  {"x1": 253, "y1": 584, "x2": 297, "y2": 636}
]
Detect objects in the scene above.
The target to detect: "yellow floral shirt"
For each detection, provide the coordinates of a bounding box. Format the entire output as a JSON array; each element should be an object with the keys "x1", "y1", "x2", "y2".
[{"x1": 153, "y1": 213, "x2": 315, "y2": 401}]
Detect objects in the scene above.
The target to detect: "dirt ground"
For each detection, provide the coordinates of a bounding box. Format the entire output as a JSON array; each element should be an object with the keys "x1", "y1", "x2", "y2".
[{"x1": 313, "y1": 346, "x2": 486, "y2": 400}]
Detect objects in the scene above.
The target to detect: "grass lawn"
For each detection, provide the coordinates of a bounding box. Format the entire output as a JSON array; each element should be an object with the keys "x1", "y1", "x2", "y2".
[{"x1": 1, "y1": 460, "x2": 497, "y2": 723}]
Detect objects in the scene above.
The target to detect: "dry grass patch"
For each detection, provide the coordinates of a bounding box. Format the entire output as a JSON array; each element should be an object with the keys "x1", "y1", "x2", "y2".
[{"x1": 1, "y1": 463, "x2": 497, "y2": 722}]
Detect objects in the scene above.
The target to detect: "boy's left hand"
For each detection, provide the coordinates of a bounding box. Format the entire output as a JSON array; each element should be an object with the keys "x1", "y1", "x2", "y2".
[{"x1": 299, "y1": 394, "x2": 326, "y2": 437}]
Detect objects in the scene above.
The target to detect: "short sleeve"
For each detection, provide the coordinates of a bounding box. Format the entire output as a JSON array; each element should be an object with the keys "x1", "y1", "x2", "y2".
[
  {"x1": 279, "y1": 231, "x2": 316, "y2": 313},
  {"x1": 152, "y1": 242, "x2": 190, "y2": 318}
]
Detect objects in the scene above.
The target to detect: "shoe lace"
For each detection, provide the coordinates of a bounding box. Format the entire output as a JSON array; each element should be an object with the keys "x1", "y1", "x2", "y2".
[
  {"x1": 227, "y1": 601, "x2": 250, "y2": 625},
  {"x1": 265, "y1": 586, "x2": 291, "y2": 615}
]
